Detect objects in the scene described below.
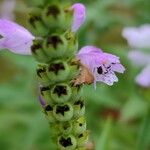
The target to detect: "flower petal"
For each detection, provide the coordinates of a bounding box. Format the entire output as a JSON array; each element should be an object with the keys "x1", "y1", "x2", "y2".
[
  {"x1": 111, "y1": 63, "x2": 125, "y2": 73},
  {"x1": 77, "y1": 45, "x2": 102, "y2": 55},
  {"x1": 76, "y1": 45, "x2": 125, "y2": 87},
  {"x1": 122, "y1": 25, "x2": 150, "y2": 48},
  {"x1": 70, "y1": 3, "x2": 86, "y2": 32},
  {"x1": 136, "y1": 65, "x2": 150, "y2": 87},
  {"x1": 0, "y1": 0, "x2": 16, "y2": 20},
  {"x1": 128, "y1": 50, "x2": 150, "y2": 67},
  {"x1": 0, "y1": 19, "x2": 35, "y2": 55}
]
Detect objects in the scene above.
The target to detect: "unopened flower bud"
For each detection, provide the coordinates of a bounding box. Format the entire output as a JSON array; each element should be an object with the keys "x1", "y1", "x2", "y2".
[
  {"x1": 44, "y1": 104, "x2": 56, "y2": 123},
  {"x1": 43, "y1": 34, "x2": 67, "y2": 60},
  {"x1": 53, "y1": 103, "x2": 73, "y2": 121},
  {"x1": 37, "y1": 64, "x2": 50, "y2": 85},
  {"x1": 47, "y1": 61, "x2": 70, "y2": 83},
  {"x1": 59, "y1": 122, "x2": 72, "y2": 135},
  {"x1": 58, "y1": 135, "x2": 77, "y2": 150},
  {"x1": 73, "y1": 117, "x2": 86, "y2": 134},
  {"x1": 28, "y1": 10, "x2": 47, "y2": 36},
  {"x1": 77, "y1": 131, "x2": 89, "y2": 147},
  {"x1": 51, "y1": 83, "x2": 72, "y2": 103},
  {"x1": 31, "y1": 39, "x2": 48, "y2": 63},
  {"x1": 73, "y1": 100, "x2": 85, "y2": 118}
]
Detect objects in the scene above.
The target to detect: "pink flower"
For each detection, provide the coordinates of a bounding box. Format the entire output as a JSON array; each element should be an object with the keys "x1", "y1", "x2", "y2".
[
  {"x1": 0, "y1": 19, "x2": 35, "y2": 55},
  {"x1": 0, "y1": 0, "x2": 16, "y2": 20},
  {"x1": 76, "y1": 46, "x2": 125, "y2": 87},
  {"x1": 122, "y1": 25, "x2": 150, "y2": 87},
  {"x1": 122, "y1": 25, "x2": 150, "y2": 49},
  {"x1": 70, "y1": 3, "x2": 86, "y2": 32}
]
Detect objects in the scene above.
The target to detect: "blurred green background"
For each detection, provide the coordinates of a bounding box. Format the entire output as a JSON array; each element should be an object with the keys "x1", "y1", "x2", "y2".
[{"x1": 0, "y1": 0, "x2": 150, "y2": 150}]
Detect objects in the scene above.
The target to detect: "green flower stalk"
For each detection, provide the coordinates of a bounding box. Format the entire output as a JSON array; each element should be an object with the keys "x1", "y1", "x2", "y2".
[{"x1": 28, "y1": 1, "x2": 88, "y2": 149}]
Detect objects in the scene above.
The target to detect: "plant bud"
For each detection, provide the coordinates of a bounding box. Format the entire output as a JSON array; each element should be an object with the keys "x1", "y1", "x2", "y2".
[
  {"x1": 51, "y1": 83, "x2": 72, "y2": 103},
  {"x1": 37, "y1": 64, "x2": 50, "y2": 85},
  {"x1": 73, "y1": 100, "x2": 85, "y2": 118},
  {"x1": 43, "y1": 34, "x2": 67, "y2": 60},
  {"x1": 59, "y1": 122, "x2": 72, "y2": 135},
  {"x1": 77, "y1": 131, "x2": 89, "y2": 147},
  {"x1": 58, "y1": 135, "x2": 77, "y2": 150},
  {"x1": 47, "y1": 61, "x2": 70, "y2": 83},
  {"x1": 31, "y1": 39, "x2": 48, "y2": 63},
  {"x1": 73, "y1": 117, "x2": 86, "y2": 135},
  {"x1": 53, "y1": 103, "x2": 73, "y2": 121},
  {"x1": 44, "y1": 104, "x2": 56, "y2": 123},
  {"x1": 28, "y1": 9, "x2": 47, "y2": 36}
]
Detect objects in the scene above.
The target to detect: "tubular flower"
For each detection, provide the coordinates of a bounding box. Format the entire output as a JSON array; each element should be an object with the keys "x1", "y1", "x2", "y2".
[
  {"x1": 76, "y1": 46, "x2": 125, "y2": 87},
  {"x1": 0, "y1": 19, "x2": 35, "y2": 55},
  {"x1": 0, "y1": 0, "x2": 16, "y2": 20},
  {"x1": 122, "y1": 25, "x2": 150, "y2": 87},
  {"x1": 70, "y1": 3, "x2": 86, "y2": 32}
]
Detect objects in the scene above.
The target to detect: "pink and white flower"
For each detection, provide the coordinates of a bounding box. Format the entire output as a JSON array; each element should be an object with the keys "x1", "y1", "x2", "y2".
[{"x1": 76, "y1": 46, "x2": 125, "y2": 87}]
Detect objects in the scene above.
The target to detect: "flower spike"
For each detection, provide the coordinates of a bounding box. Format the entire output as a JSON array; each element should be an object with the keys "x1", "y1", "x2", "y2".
[
  {"x1": 70, "y1": 3, "x2": 86, "y2": 32},
  {"x1": 0, "y1": 19, "x2": 35, "y2": 55},
  {"x1": 76, "y1": 46, "x2": 125, "y2": 87}
]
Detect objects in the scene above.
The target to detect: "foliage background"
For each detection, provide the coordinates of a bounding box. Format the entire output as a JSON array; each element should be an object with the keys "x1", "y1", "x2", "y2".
[{"x1": 0, "y1": 0, "x2": 150, "y2": 149}]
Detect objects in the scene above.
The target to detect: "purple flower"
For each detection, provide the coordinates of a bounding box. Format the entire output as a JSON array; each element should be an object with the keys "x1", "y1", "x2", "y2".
[
  {"x1": 70, "y1": 3, "x2": 86, "y2": 32},
  {"x1": 122, "y1": 25, "x2": 150, "y2": 49},
  {"x1": 76, "y1": 46, "x2": 125, "y2": 87},
  {"x1": 0, "y1": 0, "x2": 16, "y2": 20},
  {"x1": 0, "y1": 19, "x2": 35, "y2": 55},
  {"x1": 122, "y1": 25, "x2": 150, "y2": 87}
]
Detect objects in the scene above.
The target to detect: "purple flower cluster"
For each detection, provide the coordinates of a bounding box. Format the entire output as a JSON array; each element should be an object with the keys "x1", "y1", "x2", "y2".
[
  {"x1": 122, "y1": 25, "x2": 150, "y2": 87},
  {"x1": 0, "y1": 3, "x2": 125, "y2": 87}
]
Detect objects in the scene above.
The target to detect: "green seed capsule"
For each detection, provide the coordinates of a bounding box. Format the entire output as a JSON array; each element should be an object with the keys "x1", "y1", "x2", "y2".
[
  {"x1": 47, "y1": 61, "x2": 70, "y2": 83},
  {"x1": 73, "y1": 117, "x2": 86, "y2": 135},
  {"x1": 31, "y1": 39, "x2": 48, "y2": 63},
  {"x1": 44, "y1": 104, "x2": 56, "y2": 123},
  {"x1": 77, "y1": 131, "x2": 89, "y2": 147},
  {"x1": 58, "y1": 135, "x2": 77, "y2": 150},
  {"x1": 70, "y1": 84, "x2": 83, "y2": 102},
  {"x1": 43, "y1": 34, "x2": 67, "y2": 60},
  {"x1": 73, "y1": 100, "x2": 85, "y2": 118},
  {"x1": 37, "y1": 64, "x2": 50, "y2": 85},
  {"x1": 53, "y1": 103, "x2": 73, "y2": 121},
  {"x1": 64, "y1": 31, "x2": 78, "y2": 58},
  {"x1": 28, "y1": 9, "x2": 47, "y2": 36},
  {"x1": 59, "y1": 122, "x2": 72, "y2": 135},
  {"x1": 40, "y1": 86, "x2": 53, "y2": 104},
  {"x1": 42, "y1": 3, "x2": 63, "y2": 28},
  {"x1": 51, "y1": 83, "x2": 72, "y2": 103},
  {"x1": 68, "y1": 59, "x2": 80, "y2": 80}
]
